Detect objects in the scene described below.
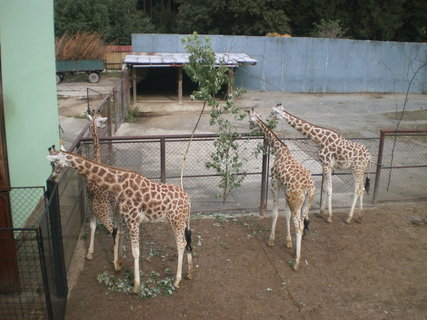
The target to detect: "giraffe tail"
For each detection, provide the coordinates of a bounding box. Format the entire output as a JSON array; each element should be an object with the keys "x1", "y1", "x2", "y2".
[
  {"x1": 185, "y1": 203, "x2": 192, "y2": 253},
  {"x1": 185, "y1": 227, "x2": 192, "y2": 253},
  {"x1": 364, "y1": 158, "x2": 372, "y2": 194}
]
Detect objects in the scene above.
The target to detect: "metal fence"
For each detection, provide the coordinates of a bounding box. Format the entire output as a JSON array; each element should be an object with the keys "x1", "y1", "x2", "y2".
[
  {"x1": 77, "y1": 134, "x2": 381, "y2": 214},
  {"x1": 373, "y1": 129, "x2": 427, "y2": 202},
  {"x1": 78, "y1": 130, "x2": 426, "y2": 214},
  {"x1": 0, "y1": 184, "x2": 67, "y2": 320}
]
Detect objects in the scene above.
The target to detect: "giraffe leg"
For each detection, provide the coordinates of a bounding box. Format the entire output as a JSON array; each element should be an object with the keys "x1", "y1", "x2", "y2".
[
  {"x1": 302, "y1": 190, "x2": 315, "y2": 239},
  {"x1": 284, "y1": 204, "x2": 292, "y2": 248},
  {"x1": 347, "y1": 176, "x2": 363, "y2": 224},
  {"x1": 172, "y1": 222, "x2": 187, "y2": 288},
  {"x1": 86, "y1": 215, "x2": 97, "y2": 260},
  {"x1": 289, "y1": 201, "x2": 304, "y2": 271},
  {"x1": 267, "y1": 176, "x2": 280, "y2": 247},
  {"x1": 319, "y1": 172, "x2": 326, "y2": 217},
  {"x1": 127, "y1": 223, "x2": 141, "y2": 294},
  {"x1": 356, "y1": 185, "x2": 365, "y2": 223},
  {"x1": 185, "y1": 226, "x2": 194, "y2": 281},
  {"x1": 113, "y1": 227, "x2": 122, "y2": 272},
  {"x1": 325, "y1": 170, "x2": 333, "y2": 223}
]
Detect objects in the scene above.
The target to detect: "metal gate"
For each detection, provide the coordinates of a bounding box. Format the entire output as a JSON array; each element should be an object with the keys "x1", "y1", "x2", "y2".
[{"x1": 0, "y1": 184, "x2": 68, "y2": 320}]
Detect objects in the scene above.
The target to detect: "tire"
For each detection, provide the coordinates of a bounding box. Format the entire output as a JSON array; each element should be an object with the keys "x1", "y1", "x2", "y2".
[
  {"x1": 56, "y1": 73, "x2": 64, "y2": 84},
  {"x1": 88, "y1": 72, "x2": 100, "y2": 83}
]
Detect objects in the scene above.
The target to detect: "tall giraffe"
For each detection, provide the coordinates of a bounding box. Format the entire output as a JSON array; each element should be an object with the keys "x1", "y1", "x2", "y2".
[
  {"x1": 85, "y1": 111, "x2": 122, "y2": 271},
  {"x1": 249, "y1": 109, "x2": 315, "y2": 271},
  {"x1": 273, "y1": 103, "x2": 371, "y2": 224},
  {"x1": 47, "y1": 149, "x2": 193, "y2": 292}
]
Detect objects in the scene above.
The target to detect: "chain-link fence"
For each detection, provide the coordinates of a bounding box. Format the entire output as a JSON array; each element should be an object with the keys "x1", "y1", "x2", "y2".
[
  {"x1": 0, "y1": 184, "x2": 67, "y2": 320},
  {"x1": 373, "y1": 130, "x2": 427, "y2": 202},
  {"x1": 77, "y1": 134, "x2": 381, "y2": 214},
  {"x1": 86, "y1": 68, "x2": 130, "y2": 136}
]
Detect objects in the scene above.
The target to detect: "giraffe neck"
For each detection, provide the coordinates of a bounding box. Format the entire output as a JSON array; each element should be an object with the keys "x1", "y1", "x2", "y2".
[
  {"x1": 64, "y1": 151, "x2": 124, "y2": 194},
  {"x1": 280, "y1": 111, "x2": 338, "y2": 144},
  {"x1": 255, "y1": 117, "x2": 286, "y2": 152},
  {"x1": 90, "y1": 121, "x2": 101, "y2": 162}
]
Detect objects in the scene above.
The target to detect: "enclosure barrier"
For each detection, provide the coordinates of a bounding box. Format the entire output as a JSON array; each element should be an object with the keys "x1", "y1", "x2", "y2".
[
  {"x1": 2, "y1": 129, "x2": 425, "y2": 319},
  {"x1": 0, "y1": 184, "x2": 67, "y2": 320},
  {"x1": 79, "y1": 134, "x2": 380, "y2": 215},
  {"x1": 373, "y1": 129, "x2": 427, "y2": 203}
]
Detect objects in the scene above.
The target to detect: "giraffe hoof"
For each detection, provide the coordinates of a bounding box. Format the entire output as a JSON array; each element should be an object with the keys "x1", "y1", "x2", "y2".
[
  {"x1": 132, "y1": 286, "x2": 140, "y2": 294},
  {"x1": 114, "y1": 260, "x2": 122, "y2": 272},
  {"x1": 267, "y1": 239, "x2": 275, "y2": 247},
  {"x1": 326, "y1": 217, "x2": 332, "y2": 223},
  {"x1": 345, "y1": 218, "x2": 352, "y2": 224},
  {"x1": 355, "y1": 217, "x2": 363, "y2": 224},
  {"x1": 186, "y1": 273, "x2": 193, "y2": 280},
  {"x1": 85, "y1": 253, "x2": 93, "y2": 261},
  {"x1": 286, "y1": 241, "x2": 292, "y2": 249},
  {"x1": 291, "y1": 262, "x2": 299, "y2": 271},
  {"x1": 173, "y1": 281, "x2": 180, "y2": 289}
]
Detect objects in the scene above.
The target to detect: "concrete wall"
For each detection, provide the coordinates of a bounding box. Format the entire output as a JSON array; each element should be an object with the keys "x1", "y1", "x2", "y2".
[
  {"x1": 0, "y1": 0, "x2": 59, "y2": 188},
  {"x1": 132, "y1": 33, "x2": 427, "y2": 93}
]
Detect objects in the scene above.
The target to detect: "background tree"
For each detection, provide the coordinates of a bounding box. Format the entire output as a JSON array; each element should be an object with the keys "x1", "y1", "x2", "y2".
[
  {"x1": 55, "y1": 0, "x2": 155, "y2": 44},
  {"x1": 311, "y1": 19, "x2": 348, "y2": 38},
  {"x1": 54, "y1": 0, "x2": 427, "y2": 45},
  {"x1": 176, "y1": 0, "x2": 291, "y2": 35},
  {"x1": 397, "y1": 0, "x2": 427, "y2": 42}
]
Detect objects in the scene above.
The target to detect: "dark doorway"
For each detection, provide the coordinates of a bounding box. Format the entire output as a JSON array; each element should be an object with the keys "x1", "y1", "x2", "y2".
[{"x1": 137, "y1": 67, "x2": 198, "y2": 96}]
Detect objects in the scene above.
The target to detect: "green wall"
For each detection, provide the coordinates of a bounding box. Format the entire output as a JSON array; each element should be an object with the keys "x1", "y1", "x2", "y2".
[{"x1": 0, "y1": 0, "x2": 60, "y2": 188}]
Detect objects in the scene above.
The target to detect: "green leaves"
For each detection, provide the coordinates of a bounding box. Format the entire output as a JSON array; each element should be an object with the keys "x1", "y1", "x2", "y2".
[{"x1": 182, "y1": 33, "x2": 247, "y2": 203}]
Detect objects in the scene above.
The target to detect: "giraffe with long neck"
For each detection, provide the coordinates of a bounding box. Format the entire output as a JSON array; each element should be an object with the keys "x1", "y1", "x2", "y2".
[
  {"x1": 47, "y1": 150, "x2": 193, "y2": 292},
  {"x1": 273, "y1": 103, "x2": 371, "y2": 224},
  {"x1": 249, "y1": 109, "x2": 315, "y2": 270},
  {"x1": 85, "y1": 111, "x2": 121, "y2": 271}
]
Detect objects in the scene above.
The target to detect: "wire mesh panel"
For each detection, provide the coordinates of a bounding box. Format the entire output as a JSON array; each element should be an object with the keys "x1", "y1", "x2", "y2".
[
  {"x1": 374, "y1": 130, "x2": 427, "y2": 202},
  {"x1": 79, "y1": 134, "x2": 382, "y2": 215},
  {"x1": 10, "y1": 187, "x2": 46, "y2": 229},
  {"x1": 0, "y1": 229, "x2": 51, "y2": 320}
]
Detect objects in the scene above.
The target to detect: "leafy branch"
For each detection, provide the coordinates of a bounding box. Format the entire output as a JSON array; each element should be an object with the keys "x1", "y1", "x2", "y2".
[{"x1": 181, "y1": 32, "x2": 247, "y2": 203}]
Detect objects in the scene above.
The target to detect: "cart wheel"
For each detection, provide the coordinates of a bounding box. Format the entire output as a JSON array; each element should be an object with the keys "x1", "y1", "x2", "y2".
[
  {"x1": 88, "y1": 72, "x2": 100, "y2": 83},
  {"x1": 56, "y1": 73, "x2": 64, "y2": 84}
]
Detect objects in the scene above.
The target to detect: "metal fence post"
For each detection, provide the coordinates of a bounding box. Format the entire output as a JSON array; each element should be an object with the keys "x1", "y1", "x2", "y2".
[
  {"x1": 373, "y1": 130, "x2": 386, "y2": 203},
  {"x1": 36, "y1": 227, "x2": 54, "y2": 320},
  {"x1": 259, "y1": 138, "x2": 270, "y2": 216},
  {"x1": 45, "y1": 179, "x2": 68, "y2": 300},
  {"x1": 160, "y1": 138, "x2": 166, "y2": 183}
]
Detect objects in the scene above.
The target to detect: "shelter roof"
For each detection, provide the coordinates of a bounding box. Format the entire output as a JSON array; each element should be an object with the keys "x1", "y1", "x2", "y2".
[{"x1": 124, "y1": 52, "x2": 257, "y2": 67}]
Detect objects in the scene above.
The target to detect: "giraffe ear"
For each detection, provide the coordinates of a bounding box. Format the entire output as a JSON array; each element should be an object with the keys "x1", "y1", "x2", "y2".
[
  {"x1": 60, "y1": 145, "x2": 66, "y2": 151},
  {"x1": 47, "y1": 155, "x2": 58, "y2": 162},
  {"x1": 87, "y1": 114, "x2": 93, "y2": 121}
]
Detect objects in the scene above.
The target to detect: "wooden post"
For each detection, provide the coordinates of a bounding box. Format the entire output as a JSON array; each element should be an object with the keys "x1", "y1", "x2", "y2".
[
  {"x1": 227, "y1": 68, "x2": 234, "y2": 95},
  {"x1": 177, "y1": 67, "x2": 183, "y2": 104},
  {"x1": 132, "y1": 66, "x2": 137, "y2": 106}
]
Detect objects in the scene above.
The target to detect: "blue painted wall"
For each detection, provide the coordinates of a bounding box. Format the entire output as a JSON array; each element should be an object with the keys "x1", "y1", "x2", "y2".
[{"x1": 132, "y1": 34, "x2": 427, "y2": 93}]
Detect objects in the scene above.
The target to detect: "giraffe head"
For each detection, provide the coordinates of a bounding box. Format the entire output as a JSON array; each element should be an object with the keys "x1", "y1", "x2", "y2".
[
  {"x1": 247, "y1": 108, "x2": 261, "y2": 130},
  {"x1": 271, "y1": 103, "x2": 286, "y2": 119},
  {"x1": 47, "y1": 145, "x2": 70, "y2": 178},
  {"x1": 87, "y1": 109, "x2": 108, "y2": 128}
]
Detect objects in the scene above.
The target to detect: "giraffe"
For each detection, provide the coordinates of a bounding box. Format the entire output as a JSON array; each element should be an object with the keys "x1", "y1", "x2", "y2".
[
  {"x1": 85, "y1": 111, "x2": 122, "y2": 272},
  {"x1": 249, "y1": 109, "x2": 315, "y2": 271},
  {"x1": 272, "y1": 103, "x2": 371, "y2": 224},
  {"x1": 47, "y1": 149, "x2": 193, "y2": 293}
]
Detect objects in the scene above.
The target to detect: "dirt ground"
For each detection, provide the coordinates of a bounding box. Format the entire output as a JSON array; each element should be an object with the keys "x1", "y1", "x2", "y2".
[
  {"x1": 58, "y1": 77, "x2": 427, "y2": 319},
  {"x1": 65, "y1": 201, "x2": 427, "y2": 320}
]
